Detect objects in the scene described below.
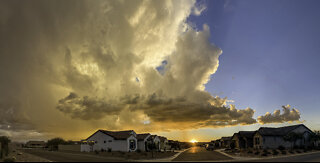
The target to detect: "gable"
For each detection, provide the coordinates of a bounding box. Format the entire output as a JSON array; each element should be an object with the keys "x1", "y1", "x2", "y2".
[
  {"x1": 291, "y1": 125, "x2": 313, "y2": 134},
  {"x1": 86, "y1": 130, "x2": 114, "y2": 141}
]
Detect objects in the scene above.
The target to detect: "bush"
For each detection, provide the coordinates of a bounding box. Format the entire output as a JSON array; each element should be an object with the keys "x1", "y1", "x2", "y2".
[
  {"x1": 272, "y1": 149, "x2": 279, "y2": 155},
  {"x1": 107, "y1": 148, "x2": 112, "y2": 152},
  {"x1": 296, "y1": 150, "x2": 302, "y2": 153},
  {"x1": 94, "y1": 150, "x2": 99, "y2": 154},
  {"x1": 254, "y1": 151, "x2": 260, "y2": 155},
  {"x1": 278, "y1": 146, "x2": 285, "y2": 151},
  {"x1": 289, "y1": 150, "x2": 294, "y2": 154},
  {"x1": 281, "y1": 150, "x2": 287, "y2": 155},
  {"x1": 247, "y1": 150, "x2": 253, "y2": 154},
  {"x1": 4, "y1": 157, "x2": 16, "y2": 162},
  {"x1": 136, "y1": 149, "x2": 141, "y2": 153},
  {"x1": 261, "y1": 153, "x2": 268, "y2": 156}
]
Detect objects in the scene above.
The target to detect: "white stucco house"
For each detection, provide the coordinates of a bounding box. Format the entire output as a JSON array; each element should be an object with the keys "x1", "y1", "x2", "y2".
[
  {"x1": 136, "y1": 133, "x2": 151, "y2": 152},
  {"x1": 81, "y1": 130, "x2": 137, "y2": 152},
  {"x1": 253, "y1": 124, "x2": 314, "y2": 149}
]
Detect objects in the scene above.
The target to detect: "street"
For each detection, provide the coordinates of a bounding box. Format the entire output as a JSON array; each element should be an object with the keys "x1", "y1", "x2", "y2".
[{"x1": 173, "y1": 146, "x2": 233, "y2": 161}]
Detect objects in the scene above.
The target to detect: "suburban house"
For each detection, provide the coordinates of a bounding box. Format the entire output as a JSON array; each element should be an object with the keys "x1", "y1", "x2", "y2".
[
  {"x1": 136, "y1": 133, "x2": 151, "y2": 152},
  {"x1": 168, "y1": 140, "x2": 180, "y2": 150},
  {"x1": 253, "y1": 124, "x2": 314, "y2": 149},
  {"x1": 232, "y1": 131, "x2": 255, "y2": 149},
  {"x1": 147, "y1": 135, "x2": 161, "y2": 151},
  {"x1": 158, "y1": 136, "x2": 169, "y2": 151},
  {"x1": 220, "y1": 137, "x2": 232, "y2": 148},
  {"x1": 211, "y1": 139, "x2": 221, "y2": 148},
  {"x1": 25, "y1": 141, "x2": 46, "y2": 148},
  {"x1": 81, "y1": 130, "x2": 137, "y2": 152}
]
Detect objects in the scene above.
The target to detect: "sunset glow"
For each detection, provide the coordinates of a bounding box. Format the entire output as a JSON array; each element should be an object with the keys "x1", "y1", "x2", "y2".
[{"x1": 190, "y1": 139, "x2": 198, "y2": 143}]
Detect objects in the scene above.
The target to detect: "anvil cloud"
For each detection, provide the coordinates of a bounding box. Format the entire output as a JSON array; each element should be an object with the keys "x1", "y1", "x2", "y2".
[{"x1": 0, "y1": 0, "x2": 301, "y2": 140}]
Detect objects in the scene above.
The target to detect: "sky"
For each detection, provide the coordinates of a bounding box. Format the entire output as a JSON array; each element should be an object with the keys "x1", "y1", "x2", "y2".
[{"x1": 0, "y1": 0, "x2": 319, "y2": 142}]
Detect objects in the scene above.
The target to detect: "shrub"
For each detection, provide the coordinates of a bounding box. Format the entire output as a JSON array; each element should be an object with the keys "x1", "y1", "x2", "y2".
[
  {"x1": 281, "y1": 150, "x2": 287, "y2": 155},
  {"x1": 107, "y1": 148, "x2": 112, "y2": 152},
  {"x1": 278, "y1": 146, "x2": 285, "y2": 151},
  {"x1": 272, "y1": 149, "x2": 279, "y2": 155},
  {"x1": 296, "y1": 150, "x2": 302, "y2": 153},
  {"x1": 94, "y1": 150, "x2": 99, "y2": 154},
  {"x1": 136, "y1": 149, "x2": 141, "y2": 153},
  {"x1": 289, "y1": 150, "x2": 294, "y2": 154},
  {"x1": 247, "y1": 150, "x2": 253, "y2": 154},
  {"x1": 254, "y1": 151, "x2": 260, "y2": 155},
  {"x1": 4, "y1": 157, "x2": 16, "y2": 162},
  {"x1": 261, "y1": 153, "x2": 268, "y2": 156}
]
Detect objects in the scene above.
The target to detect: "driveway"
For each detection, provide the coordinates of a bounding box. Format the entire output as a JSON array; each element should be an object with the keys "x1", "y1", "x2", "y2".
[
  {"x1": 22, "y1": 149, "x2": 126, "y2": 162},
  {"x1": 172, "y1": 146, "x2": 233, "y2": 161}
]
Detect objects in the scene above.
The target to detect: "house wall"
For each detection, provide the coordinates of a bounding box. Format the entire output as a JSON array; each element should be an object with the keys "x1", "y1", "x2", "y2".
[
  {"x1": 137, "y1": 141, "x2": 145, "y2": 151},
  {"x1": 263, "y1": 136, "x2": 292, "y2": 149},
  {"x1": 86, "y1": 131, "x2": 130, "y2": 152},
  {"x1": 232, "y1": 136, "x2": 239, "y2": 149}
]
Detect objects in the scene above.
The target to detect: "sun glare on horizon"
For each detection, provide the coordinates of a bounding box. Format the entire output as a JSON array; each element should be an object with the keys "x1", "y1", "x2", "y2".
[{"x1": 190, "y1": 139, "x2": 198, "y2": 143}]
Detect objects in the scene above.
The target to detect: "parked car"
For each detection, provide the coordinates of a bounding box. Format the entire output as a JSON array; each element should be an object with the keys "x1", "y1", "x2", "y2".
[{"x1": 205, "y1": 143, "x2": 215, "y2": 151}]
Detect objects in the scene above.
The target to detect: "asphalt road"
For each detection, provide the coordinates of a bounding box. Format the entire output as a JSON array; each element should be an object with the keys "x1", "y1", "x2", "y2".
[
  {"x1": 23, "y1": 149, "x2": 126, "y2": 162},
  {"x1": 173, "y1": 146, "x2": 233, "y2": 161},
  {"x1": 245, "y1": 151, "x2": 320, "y2": 162}
]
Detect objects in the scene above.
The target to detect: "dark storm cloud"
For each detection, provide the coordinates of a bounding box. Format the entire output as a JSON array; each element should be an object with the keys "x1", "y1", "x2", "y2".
[{"x1": 0, "y1": 0, "x2": 302, "y2": 140}]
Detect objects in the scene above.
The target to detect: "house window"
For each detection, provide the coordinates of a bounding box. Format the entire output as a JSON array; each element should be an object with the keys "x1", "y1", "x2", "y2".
[
  {"x1": 129, "y1": 139, "x2": 136, "y2": 150},
  {"x1": 104, "y1": 141, "x2": 106, "y2": 143}
]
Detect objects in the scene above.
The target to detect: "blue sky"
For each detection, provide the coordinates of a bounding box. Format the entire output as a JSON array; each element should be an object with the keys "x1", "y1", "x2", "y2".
[{"x1": 188, "y1": 0, "x2": 320, "y2": 131}]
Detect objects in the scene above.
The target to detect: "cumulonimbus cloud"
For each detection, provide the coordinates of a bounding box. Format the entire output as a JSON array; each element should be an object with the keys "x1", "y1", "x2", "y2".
[
  {"x1": 257, "y1": 105, "x2": 301, "y2": 124},
  {"x1": 0, "y1": 0, "x2": 302, "y2": 140}
]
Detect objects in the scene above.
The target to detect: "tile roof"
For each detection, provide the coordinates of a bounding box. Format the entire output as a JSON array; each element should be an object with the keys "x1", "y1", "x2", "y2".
[
  {"x1": 136, "y1": 133, "x2": 150, "y2": 141},
  {"x1": 257, "y1": 124, "x2": 311, "y2": 136},
  {"x1": 238, "y1": 131, "x2": 255, "y2": 139},
  {"x1": 158, "y1": 136, "x2": 167, "y2": 142},
  {"x1": 221, "y1": 137, "x2": 232, "y2": 141},
  {"x1": 88, "y1": 130, "x2": 135, "y2": 140}
]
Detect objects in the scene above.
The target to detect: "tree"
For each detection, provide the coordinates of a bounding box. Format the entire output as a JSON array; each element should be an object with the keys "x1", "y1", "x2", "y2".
[
  {"x1": 47, "y1": 137, "x2": 67, "y2": 150},
  {"x1": 0, "y1": 136, "x2": 11, "y2": 159}
]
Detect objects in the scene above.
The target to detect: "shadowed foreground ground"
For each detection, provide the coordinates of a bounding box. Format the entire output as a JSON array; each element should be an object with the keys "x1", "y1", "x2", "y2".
[{"x1": 23, "y1": 149, "x2": 126, "y2": 162}]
